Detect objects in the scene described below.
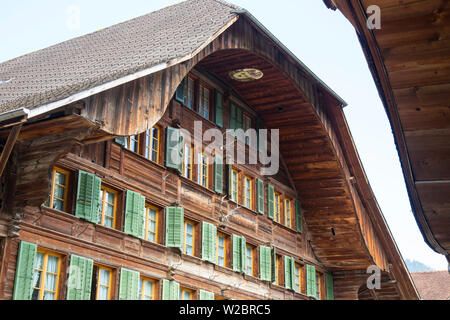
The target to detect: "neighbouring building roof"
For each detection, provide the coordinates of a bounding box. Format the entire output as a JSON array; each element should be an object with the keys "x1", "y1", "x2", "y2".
[
  {"x1": 411, "y1": 271, "x2": 450, "y2": 300},
  {"x1": 0, "y1": 0, "x2": 240, "y2": 115}
]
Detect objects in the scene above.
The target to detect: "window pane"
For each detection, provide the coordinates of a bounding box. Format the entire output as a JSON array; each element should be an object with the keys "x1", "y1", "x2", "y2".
[
  {"x1": 43, "y1": 291, "x2": 55, "y2": 300},
  {"x1": 53, "y1": 199, "x2": 64, "y2": 211},
  {"x1": 100, "y1": 269, "x2": 110, "y2": 286},
  {"x1": 106, "y1": 191, "x2": 115, "y2": 204},
  {"x1": 98, "y1": 286, "x2": 109, "y2": 300},
  {"x1": 46, "y1": 255, "x2": 59, "y2": 273},
  {"x1": 54, "y1": 185, "x2": 65, "y2": 199}
]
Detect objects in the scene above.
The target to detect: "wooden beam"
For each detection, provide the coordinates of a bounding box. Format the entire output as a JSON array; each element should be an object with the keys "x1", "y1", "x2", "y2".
[{"x1": 0, "y1": 124, "x2": 22, "y2": 177}]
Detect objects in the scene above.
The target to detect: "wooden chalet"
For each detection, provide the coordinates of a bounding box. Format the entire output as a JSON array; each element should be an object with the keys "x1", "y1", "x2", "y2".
[
  {"x1": 324, "y1": 0, "x2": 450, "y2": 268},
  {"x1": 0, "y1": 0, "x2": 418, "y2": 300}
]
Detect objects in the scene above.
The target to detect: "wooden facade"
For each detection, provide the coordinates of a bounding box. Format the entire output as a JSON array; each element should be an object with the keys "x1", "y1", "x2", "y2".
[{"x1": 0, "y1": 2, "x2": 418, "y2": 300}]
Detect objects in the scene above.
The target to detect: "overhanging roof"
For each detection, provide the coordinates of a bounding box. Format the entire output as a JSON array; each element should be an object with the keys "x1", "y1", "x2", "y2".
[{"x1": 324, "y1": 0, "x2": 450, "y2": 262}]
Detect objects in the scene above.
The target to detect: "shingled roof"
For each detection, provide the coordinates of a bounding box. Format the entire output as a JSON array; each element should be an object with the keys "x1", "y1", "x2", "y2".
[
  {"x1": 0, "y1": 0, "x2": 240, "y2": 115},
  {"x1": 411, "y1": 271, "x2": 450, "y2": 300}
]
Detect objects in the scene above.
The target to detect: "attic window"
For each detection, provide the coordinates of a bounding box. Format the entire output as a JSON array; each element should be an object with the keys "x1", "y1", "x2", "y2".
[{"x1": 229, "y1": 68, "x2": 263, "y2": 82}]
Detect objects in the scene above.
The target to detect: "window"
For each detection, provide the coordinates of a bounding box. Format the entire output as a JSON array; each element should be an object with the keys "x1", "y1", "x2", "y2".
[
  {"x1": 180, "y1": 287, "x2": 194, "y2": 300},
  {"x1": 198, "y1": 152, "x2": 209, "y2": 188},
  {"x1": 198, "y1": 84, "x2": 210, "y2": 120},
  {"x1": 231, "y1": 168, "x2": 239, "y2": 203},
  {"x1": 285, "y1": 198, "x2": 292, "y2": 228},
  {"x1": 31, "y1": 249, "x2": 61, "y2": 300},
  {"x1": 184, "y1": 220, "x2": 195, "y2": 256},
  {"x1": 275, "y1": 255, "x2": 282, "y2": 285},
  {"x1": 316, "y1": 273, "x2": 321, "y2": 300},
  {"x1": 243, "y1": 175, "x2": 253, "y2": 210},
  {"x1": 245, "y1": 245, "x2": 254, "y2": 276},
  {"x1": 217, "y1": 233, "x2": 227, "y2": 267},
  {"x1": 144, "y1": 205, "x2": 159, "y2": 243},
  {"x1": 139, "y1": 277, "x2": 156, "y2": 300},
  {"x1": 187, "y1": 76, "x2": 195, "y2": 110},
  {"x1": 49, "y1": 167, "x2": 70, "y2": 211},
  {"x1": 91, "y1": 265, "x2": 112, "y2": 300},
  {"x1": 98, "y1": 186, "x2": 117, "y2": 229},
  {"x1": 145, "y1": 126, "x2": 160, "y2": 163},
  {"x1": 294, "y1": 264, "x2": 301, "y2": 293},
  {"x1": 274, "y1": 192, "x2": 281, "y2": 223},
  {"x1": 243, "y1": 114, "x2": 252, "y2": 145},
  {"x1": 183, "y1": 144, "x2": 193, "y2": 180},
  {"x1": 126, "y1": 135, "x2": 140, "y2": 153}
]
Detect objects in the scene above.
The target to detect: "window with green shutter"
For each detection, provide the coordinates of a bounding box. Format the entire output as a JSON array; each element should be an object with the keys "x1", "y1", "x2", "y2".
[
  {"x1": 199, "y1": 289, "x2": 214, "y2": 300},
  {"x1": 165, "y1": 207, "x2": 184, "y2": 250},
  {"x1": 259, "y1": 246, "x2": 272, "y2": 281},
  {"x1": 215, "y1": 90, "x2": 223, "y2": 128},
  {"x1": 119, "y1": 268, "x2": 140, "y2": 300},
  {"x1": 325, "y1": 273, "x2": 334, "y2": 300},
  {"x1": 75, "y1": 170, "x2": 101, "y2": 223},
  {"x1": 67, "y1": 254, "x2": 94, "y2": 300},
  {"x1": 267, "y1": 184, "x2": 274, "y2": 220},
  {"x1": 13, "y1": 241, "x2": 37, "y2": 300},
  {"x1": 256, "y1": 179, "x2": 264, "y2": 214},
  {"x1": 201, "y1": 222, "x2": 217, "y2": 263},
  {"x1": 232, "y1": 235, "x2": 246, "y2": 273},
  {"x1": 124, "y1": 190, "x2": 146, "y2": 239},
  {"x1": 306, "y1": 264, "x2": 316, "y2": 298},
  {"x1": 214, "y1": 155, "x2": 223, "y2": 194},
  {"x1": 165, "y1": 127, "x2": 184, "y2": 174},
  {"x1": 162, "y1": 279, "x2": 180, "y2": 300},
  {"x1": 295, "y1": 199, "x2": 303, "y2": 233}
]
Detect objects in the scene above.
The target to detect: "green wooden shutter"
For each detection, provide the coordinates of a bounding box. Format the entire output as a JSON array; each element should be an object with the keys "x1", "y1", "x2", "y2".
[
  {"x1": 175, "y1": 78, "x2": 186, "y2": 104},
  {"x1": 214, "y1": 155, "x2": 223, "y2": 194},
  {"x1": 199, "y1": 289, "x2": 214, "y2": 300},
  {"x1": 256, "y1": 179, "x2": 264, "y2": 214},
  {"x1": 162, "y1": 279, "x2": 179, "y2": 300},
  {"x1": 119, "y1": 268, "x2": 140, "y2": 300},
  {"x1": 236, "y1": 107, "x2": 243, "y2": 141},
  {"x1": 267, "y1": 184, "x2": 274, "y2": 220},
  {"x1": 75, "y1": 170, "x2": 101, "y2": 223},
  {"x1": 228, "y1": 165, "x2": 233, "y2": 198},
  {"x1": 215, "y1": 90, "x2": 223, "y2": 128},
  {"x1": 259, "y1": 246, "x2": 271, "y2": 281},
  {"x1": 165, "y1": 127, "x2": 184, "y2": 174},
  {"x1": 306, "y1": 264, "x2": 316, "y2": 298},
  {"x1": 284, "y1": 256, "x2": 293, "y2": 290},
  {"x1": 271, "y1": 247, "x2": 277, "y2": 283},
  {"x1": 232, "y1": 234, "x2": 241, "y2": 272},
  {"x1": 230, "y1": 102, "x2": 237, "y2": 130},
  {"x1": 295, "y1": 199, "x2": 303, "y2": 233},
  {"x1": 325, "y1": 273, "x2": 334, "y2": 300},
  {"x1": 124, "y1": 190, "x2": 145, "y2": 238},
  {"x1": 66, "y1": 254, "x2": 94, "y2": 300},
  {"x1": 13, "y1": 241, "x2": 37, "y2": 300},
  {"x1": 202, "y1": 222, "x2": 217, "y2": 263},
  {"x1": 240, "y1": 236, "x2": 246, "y2": 273},
  {"x1": 165, "y1": 207, "x2": 184, "y2": 250}
]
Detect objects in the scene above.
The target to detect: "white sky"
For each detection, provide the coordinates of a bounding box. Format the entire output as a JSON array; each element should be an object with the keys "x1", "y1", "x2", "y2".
[{"x1": 0, "y1": 0, "x2": 446, "y2": 270}]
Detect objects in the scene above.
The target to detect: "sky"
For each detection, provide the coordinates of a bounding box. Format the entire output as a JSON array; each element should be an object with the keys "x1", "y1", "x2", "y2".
[{"x1": 0, "y1": 0, "x2": 447, "y2": 270}]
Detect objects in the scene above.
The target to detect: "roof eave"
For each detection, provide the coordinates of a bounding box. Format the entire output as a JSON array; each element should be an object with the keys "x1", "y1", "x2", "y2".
[{"x1": 232, "y1": 9, "x2": 348, "y2": 108}]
